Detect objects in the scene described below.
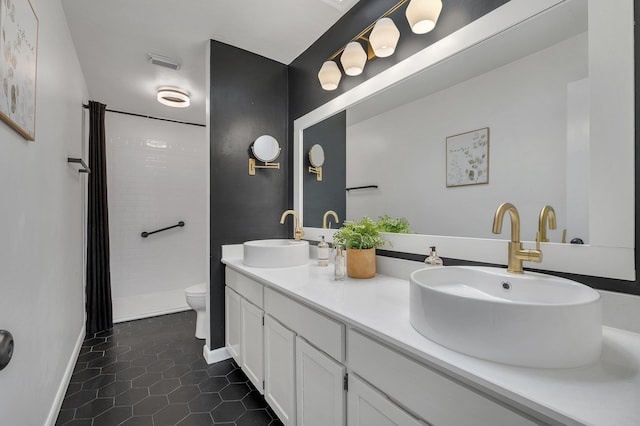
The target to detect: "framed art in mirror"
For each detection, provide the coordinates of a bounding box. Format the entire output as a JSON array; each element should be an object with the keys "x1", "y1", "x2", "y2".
[{"x1": 446, "y1": 127, "x2": 489, "y2": 187}]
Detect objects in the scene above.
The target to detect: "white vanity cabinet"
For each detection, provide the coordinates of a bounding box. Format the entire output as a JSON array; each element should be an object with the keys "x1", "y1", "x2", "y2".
[
  {"x1": 347, "y1": 330, "x2": 539, "y2": 426},
  {"x1": 264, "y1": 314, "x2": 296, "y2": 426},
  {"x1": 225, "y1": 268, "x2": 265, "y2": 393},
  {"x1": 347, "y1": 374, "x2": 425, "y2": 426},
  {"x1": 296, "y1": 336, "x2": 346, "y2": 426},
  {"x1": 240, "y1": 297, "x2": 264, "y2": 393},
  {"x1": 226, "y1": 267, "x2": 347, "y2": 426},
  {"x1": 264, "y1": 287, "x2": 347, "y2": 426},
  {"x1": 225, "y1": 265, "x2": 542, "y2": 426},
  {"x1": 224, "y1": 286, "x2": 241, "y2": 364}
]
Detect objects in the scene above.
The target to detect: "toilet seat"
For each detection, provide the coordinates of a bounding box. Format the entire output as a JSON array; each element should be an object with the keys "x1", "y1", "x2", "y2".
[{"x1": 185, "y1": 283, "x2": 206, "y2": 296}]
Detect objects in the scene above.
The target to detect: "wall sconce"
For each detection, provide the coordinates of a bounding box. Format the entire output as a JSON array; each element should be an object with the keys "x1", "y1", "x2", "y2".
[
  {"x1": 249, "y1": 135, "x2": 281, "y2": 175},
  {"x1": 308, "y1": 144, "x2": 325, "y2": 181},
  {"x1": 317, "y1": 0, "x2": 442, "y2": 91}
]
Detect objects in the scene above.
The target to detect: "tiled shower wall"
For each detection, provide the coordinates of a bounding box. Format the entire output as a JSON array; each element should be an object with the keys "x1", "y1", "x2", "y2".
[{"x1": 106, "y1": 113, "x2": 207, "y2": 322}]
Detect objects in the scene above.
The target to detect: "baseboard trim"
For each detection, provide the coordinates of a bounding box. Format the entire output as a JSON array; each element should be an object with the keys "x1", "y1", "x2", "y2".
[
  {"x1": 114, "y1": 306, "x2": 191, "y2": 324},
  {"x1": 203, "y1": 345, "x2": 231, "y2": 364},
  {"x1": 45, "y1": 325, "x2": 85, "y2": 426}
]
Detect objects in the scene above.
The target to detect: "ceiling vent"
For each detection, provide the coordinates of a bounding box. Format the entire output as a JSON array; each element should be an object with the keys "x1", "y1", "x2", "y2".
[{"x1": 147, "y1": 53, "x2": 180, "y2": 70}]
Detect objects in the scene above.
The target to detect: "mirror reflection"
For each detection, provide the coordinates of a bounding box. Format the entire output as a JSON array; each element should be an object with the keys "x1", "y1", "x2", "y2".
[
  {"x1": 304, "y1": 0, "x2": 590, "y2": 243},
  {"x1": 309, "y1": 144, "x2": 325, "y2": 168}
]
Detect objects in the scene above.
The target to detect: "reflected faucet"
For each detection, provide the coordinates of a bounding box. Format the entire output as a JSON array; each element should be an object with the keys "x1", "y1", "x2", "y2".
[
  {"x1": 492, "y1": 203, "x2": 542, "y2": 274},
  {"x1": 322, "y1": 210, "x2": 339, "y2": 229},
  {"x1": 280, "y1": 210, "x2": 304, "y2": 241},
  {"x1": 537, "y1": 205, "x2": 557, "y2": 243}
]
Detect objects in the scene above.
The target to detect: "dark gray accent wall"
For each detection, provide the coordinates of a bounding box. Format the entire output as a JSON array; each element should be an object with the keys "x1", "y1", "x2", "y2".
[
  {"x1": 288, "y1": 0, "x2": 509, "y2": 120},
  {"x1": 303, "y1": 111, "x2": 346, "y2": 228},
  {"x1": 209, "y1": 41, "x2": 289, "y2": 348}
]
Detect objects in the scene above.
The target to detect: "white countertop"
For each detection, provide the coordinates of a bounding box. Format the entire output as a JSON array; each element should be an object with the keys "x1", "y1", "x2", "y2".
[{"x1": 222, "y1": 254, "x2": 640, "y2": 426}]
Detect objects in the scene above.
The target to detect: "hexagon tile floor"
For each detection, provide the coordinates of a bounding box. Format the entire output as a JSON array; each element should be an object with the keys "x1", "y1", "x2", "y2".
[{"x1": 55, "y1": 310, "x2": 283, "y2": 426}]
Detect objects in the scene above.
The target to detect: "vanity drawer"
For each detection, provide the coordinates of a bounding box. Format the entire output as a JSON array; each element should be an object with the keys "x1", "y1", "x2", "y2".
[
  {"x1": 226, "y1": 268, "x2": 264, "y2": 309},
  {"x1": 347, "y1": 330, "x2": 539, "y2": 426},
  {"x1": 265, "y1": 287, "x2": 345, "y2": 362}
]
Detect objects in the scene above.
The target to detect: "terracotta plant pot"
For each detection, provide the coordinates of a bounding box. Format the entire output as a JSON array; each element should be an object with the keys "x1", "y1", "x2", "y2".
[{"x1": 346, "y1": 248, "x2": 376, "y2": 279}]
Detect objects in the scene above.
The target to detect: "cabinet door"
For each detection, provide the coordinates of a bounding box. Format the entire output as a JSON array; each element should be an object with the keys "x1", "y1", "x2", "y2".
[
  {"x1": 348, "y1": 374, "x2": 425, "y2": 426},
  {"x1": 264, "y1": 315, "x2": 296, "y2": 426},
  {"x1": 225, "y1": 286, "x2": 241, "y2": 364},
  {"x1": 296, "y1": 336, "x2": 345, "y2": 426},
  {"x1": 241, "y1": 297, "x2": 264, "y2": 393}
]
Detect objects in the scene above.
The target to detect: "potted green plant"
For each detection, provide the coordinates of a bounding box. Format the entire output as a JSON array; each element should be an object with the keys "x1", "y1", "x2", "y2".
[
  {"x1": 376, "y1": 215, "x2": 413, "y2": 234},
  {"x1": 332, "y1": 216, "x2": 385, "y2": 278}
]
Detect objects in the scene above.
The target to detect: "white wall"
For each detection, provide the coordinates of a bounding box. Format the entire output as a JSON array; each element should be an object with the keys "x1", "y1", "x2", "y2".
[
  {"x1": 106, "y1": 113, "x2": 207, "y2": 322},
  {"x1": 0, "y1": 0, "x2": 88, "y2": 424},
  {"x1": 346, "y1": 33, "x2": 588, "y2": 242}
]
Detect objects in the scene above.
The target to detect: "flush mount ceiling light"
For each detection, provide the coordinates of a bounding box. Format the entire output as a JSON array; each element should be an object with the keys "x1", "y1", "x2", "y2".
[
  {"x1": 406, "y1": 0, "x2": 443, "y2": 34},
  {"x1": 157, "y1": 88, "x2": 190, "y2": 108},
  {"x1": 317, "y1": 0, "x2": 443, "y2": 91}
]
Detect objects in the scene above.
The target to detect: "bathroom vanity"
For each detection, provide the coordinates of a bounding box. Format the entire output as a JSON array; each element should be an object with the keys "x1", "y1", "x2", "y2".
[{"x1": 222, "y1": 246, "x2": 640, "y2": 426}]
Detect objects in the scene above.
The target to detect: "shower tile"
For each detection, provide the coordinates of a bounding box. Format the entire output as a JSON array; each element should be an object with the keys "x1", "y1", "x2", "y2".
[{"x1": 55, "y1": 311, "x2": 282, "y2": 426}]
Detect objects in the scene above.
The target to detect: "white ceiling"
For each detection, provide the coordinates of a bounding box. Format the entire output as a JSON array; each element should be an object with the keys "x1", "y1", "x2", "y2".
[{"x1": 61, "y1": 0, "x2": 360, "y2": 124}]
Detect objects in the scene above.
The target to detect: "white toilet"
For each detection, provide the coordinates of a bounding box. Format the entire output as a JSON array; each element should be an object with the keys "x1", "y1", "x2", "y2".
[{"x1": 185, "y1": 283, "x2": 207, "y2": 339}]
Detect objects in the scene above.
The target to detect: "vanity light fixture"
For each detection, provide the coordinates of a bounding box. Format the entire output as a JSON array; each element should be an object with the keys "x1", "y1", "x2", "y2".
[
  {"x1": 317, "y1": 0, "x2": 442, "y2": 91},
  {"x1": 341, "y1": 41, "x2": 368, "y2": 76},
  {"x1": 406, "y1": 0, "x2": 443, "y2": 34},
  {"x1": 157, "y1": 88, "x2": 190, "y2": 108},
  {"x1": 318, "y1": 61, "x2": 342, "y2": 90},
  {"x1": 369, "y1": 17, "x2": 400, "y2": 58}
]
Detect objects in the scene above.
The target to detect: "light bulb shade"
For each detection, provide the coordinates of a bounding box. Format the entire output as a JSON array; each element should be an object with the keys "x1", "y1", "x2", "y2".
[
  {"x1": 406, "y1": 0, "x2": 443, "y2": 34},
  {"x1": 318, "y1": 61, "x2": 342, "y2": 91},
  {"x1": 157, "y1": 88, "x2": 190, "y2": 108},
  {"x1": 340, "y1": 41, "x2": 367, "y2": 76},
  {"x1": 369, "y1": 17, "x2": 400, "y2": 58}
]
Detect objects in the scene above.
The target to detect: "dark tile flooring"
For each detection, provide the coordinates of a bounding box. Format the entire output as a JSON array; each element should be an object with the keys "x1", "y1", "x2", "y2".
[{"x1": 56, "y1": 311, "x2": 283, "y2": 426}]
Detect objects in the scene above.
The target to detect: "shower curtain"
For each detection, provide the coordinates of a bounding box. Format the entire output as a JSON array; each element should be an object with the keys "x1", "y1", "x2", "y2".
[{"x1": 86, "y1": 100, "x2": 113, "y2": 334}]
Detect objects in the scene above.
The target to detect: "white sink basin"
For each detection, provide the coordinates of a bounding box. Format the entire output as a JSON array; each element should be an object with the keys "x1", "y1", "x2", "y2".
[
  {"x1": 409, "y1": 266, "x2": 602, "y2": 368},
  {"x1": 243, "y1": 239, "x2": 309, "y2": 268}
]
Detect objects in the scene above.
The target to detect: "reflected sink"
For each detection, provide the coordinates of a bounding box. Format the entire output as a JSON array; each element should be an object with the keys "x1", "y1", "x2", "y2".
[
  {"x1": 243, "y1": 239, "x2": 309, "y2": 268},
  {"x1": 409, "y1": 266, "x2": 602, "y2": 368}
]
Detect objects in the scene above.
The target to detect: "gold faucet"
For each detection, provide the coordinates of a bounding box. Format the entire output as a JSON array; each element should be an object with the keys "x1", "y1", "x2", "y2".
[
  {"x1": 492, "y1": 203, "x2": 542, "y2": 274},
  {"x1": 537, "y1": 205, "x2": 557, "y2": 243},
  {"x1": 322, "y1": 210, "x2": 339, "y2": 229},
  {"x1": 280, "y1": 210, "x2": 304, "y2": 241}
]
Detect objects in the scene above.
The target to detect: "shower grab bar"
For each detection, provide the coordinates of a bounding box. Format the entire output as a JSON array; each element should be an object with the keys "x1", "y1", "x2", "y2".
[
  {"x1": 141, "y1": 221, "x2": 185, "y2": 238},
  {"x1": 346, "y1": 185, "x2": 378, "y2": 191}
]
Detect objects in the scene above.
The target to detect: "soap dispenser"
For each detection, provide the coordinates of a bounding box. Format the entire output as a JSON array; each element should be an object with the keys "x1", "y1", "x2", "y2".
[
  {"x1": 424, "y1": 246, "x2": 443, "y2": 266},
  {"x1": 318, "y1": 236, "x2": 329, "y2": 266}
]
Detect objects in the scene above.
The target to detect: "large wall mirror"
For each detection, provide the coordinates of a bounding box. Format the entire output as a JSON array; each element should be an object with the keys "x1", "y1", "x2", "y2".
[{"x1": 294, "y1": 0, "x2": 635, "y2": 281}]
